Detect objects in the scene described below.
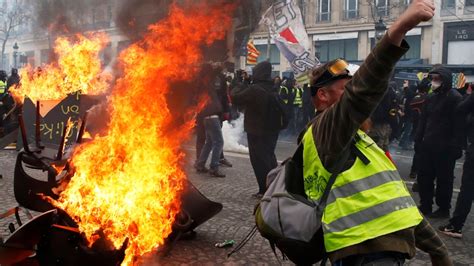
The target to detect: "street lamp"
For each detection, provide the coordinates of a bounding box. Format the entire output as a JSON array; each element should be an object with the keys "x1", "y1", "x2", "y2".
[
  {"x1": 13, "y1": 42, "x2": 19, "y2": 68},
  {"x1": 374, "y1": 18, "x2": 387, "y2": 41}
]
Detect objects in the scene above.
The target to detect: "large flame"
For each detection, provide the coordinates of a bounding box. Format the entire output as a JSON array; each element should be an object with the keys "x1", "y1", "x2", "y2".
[
  {"x1": 11, "y1": 33, "x2": 110, "y2": 103},
  {"x1": 51, "y1": 3, "x2": 234, "y2": 265}
]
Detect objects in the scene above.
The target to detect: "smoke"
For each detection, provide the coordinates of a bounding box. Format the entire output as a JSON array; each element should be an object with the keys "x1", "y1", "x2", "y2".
[
  {"x1": 114, "y1": 0, "x2": 262, "y2": 61},
  {"x1": 222, "y1": 113, "x2": 248, "y2": 154}
]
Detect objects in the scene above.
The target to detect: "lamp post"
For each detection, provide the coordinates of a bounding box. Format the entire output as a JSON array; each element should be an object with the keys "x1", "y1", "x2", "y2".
[
  {"x1": 374, "y1": 18, "x2": 387, "y2": 41},
  {"x1": 13, "y1": 42, "x2": 19, "y2": 69}
]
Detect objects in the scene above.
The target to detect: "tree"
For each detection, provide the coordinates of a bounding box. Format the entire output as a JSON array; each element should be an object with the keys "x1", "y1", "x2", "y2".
[{"x1": 0, "y1": 0, "x2": 30, "y2": 69}]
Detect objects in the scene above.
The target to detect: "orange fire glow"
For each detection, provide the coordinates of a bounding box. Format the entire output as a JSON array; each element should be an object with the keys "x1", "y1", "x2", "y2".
[
  {"x1": 10, "y1": 33, "x2": 110, "y2": 103},
  {"x1": 50, "y1": 3, "x2": 234, "y2": 266}
]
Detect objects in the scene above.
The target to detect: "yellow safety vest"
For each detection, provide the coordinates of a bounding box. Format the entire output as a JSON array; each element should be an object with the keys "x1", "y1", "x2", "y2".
[
  {"x1": 302, "y1": 126, "x2": 423, "y2": 252},
  {"x1": 293, "y1": 87, "x2": 303, "y2": 107},
  {"x1": 0, "y1": 80, "x2": 6, "y2": 94},
  {"x1": 279, "y1": 86, "x2": 289, "y2": 104}
]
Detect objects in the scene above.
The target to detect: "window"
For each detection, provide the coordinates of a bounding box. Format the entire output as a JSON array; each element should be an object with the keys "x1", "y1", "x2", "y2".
[
  {"x1": 370, "y1": 35, "x2": 420, "y2": 59},
  {"x1": 465, "y1": 0, "x2": 474, "y2": 14},
  {"x1": 442, "y1": 0, "x2": 455, "y2": 8},
  {"x1": 375, "y1": 0, "x2": 389, "y2": 17},
  {"x1": 298, "y1": 0, "x2": 306, "y2": 23},
  {"x1": 317, "y1": 0, "x2": 331, "y2": 22},
  {"x1": 344, "y1": 0, "x2": 358, "y2": 19},
  {"x1": 40, "y1": 49, "x2": 51, "y2": 64},
  {"x1": 402, "y1": 35, "x2": 421, "y2": 60},
  {"x1": 441, "y1": 0, "x2": 455, "y2": 16},
  {"x1": 255, "y1": 44, "x2": 280, "y2": 65},
  {"x1": 315, "y1": 39, "x2": 358, "y2": 62}
]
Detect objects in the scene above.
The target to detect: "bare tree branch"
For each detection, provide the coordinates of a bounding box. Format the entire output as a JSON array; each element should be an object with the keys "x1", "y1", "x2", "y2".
[{"x1": 0, "y1": 1, "x2": 31, "y2": 68}]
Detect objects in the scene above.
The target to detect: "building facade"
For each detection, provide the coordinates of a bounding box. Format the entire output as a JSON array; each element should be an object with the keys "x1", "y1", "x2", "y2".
[
  {"x1": 1, "y1": 0, "x2": 474, "y2": 81},
  {"x1": 245, "y1": 0, "x2": 474, "y2": 80}
]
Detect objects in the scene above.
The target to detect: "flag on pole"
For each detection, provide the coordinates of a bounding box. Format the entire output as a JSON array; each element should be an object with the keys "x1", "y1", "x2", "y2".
[
  {"x1": 246, "y1": 40, "x2": 260, "y2": 65},
  {"x1": 260, "y1": 0, "x2": 318, "y2": 84}
]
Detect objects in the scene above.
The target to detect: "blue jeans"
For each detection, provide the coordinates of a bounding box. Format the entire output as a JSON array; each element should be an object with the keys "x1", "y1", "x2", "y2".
[
  {"x1": 399, "y1": 120, "x2": 413, "y2": 148},
  {"x1": 196, "y1": 116, "x2": 223, "y2": 170}
]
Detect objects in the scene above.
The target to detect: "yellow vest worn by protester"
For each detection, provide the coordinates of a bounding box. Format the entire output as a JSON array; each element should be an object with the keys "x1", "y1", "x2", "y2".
[
  {"x1": 0, "y1": 80, "x2": 6, "y2": 95},
  {"x1": 302, "y1": 126, "x2": 423, "y2": 252},
  {"x1": 293, "y1": 87, "x2": 303, "y2": 107}
]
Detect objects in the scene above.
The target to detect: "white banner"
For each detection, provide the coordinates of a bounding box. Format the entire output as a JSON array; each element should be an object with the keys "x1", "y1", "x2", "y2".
[{"x1": 260, "y1": 0, "x2": 319, "y2": 83}]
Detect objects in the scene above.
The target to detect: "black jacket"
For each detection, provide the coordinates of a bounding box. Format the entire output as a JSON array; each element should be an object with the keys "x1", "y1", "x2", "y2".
[
  {"x1": 197, "y1": 65, "x2": 225, "y2": 118},
  {"x1": 403, "y1": 85, "x2": 417, "y2": 120},
  {"x1": 415, "y1": 67, "x2": 463, "y2": 154},
  {"x1": 371, "y1": 83, "x2": 397, "y2": 125},
  {"x1": 231, "y1": 61, "x2": 280, "y2": 135},
  {"x1": 457, "y1": 93, "x2": 474, "y2": 145}
]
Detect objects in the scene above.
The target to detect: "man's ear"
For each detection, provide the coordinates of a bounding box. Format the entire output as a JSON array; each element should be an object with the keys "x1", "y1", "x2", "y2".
[{"x1": 316, "y1": 88, "x2": 328, "y2": 102}]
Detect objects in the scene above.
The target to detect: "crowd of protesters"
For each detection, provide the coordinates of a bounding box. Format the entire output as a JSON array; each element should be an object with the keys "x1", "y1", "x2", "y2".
[{"x1": 193, "y1": 60, "x2": 474, "y2": 232}]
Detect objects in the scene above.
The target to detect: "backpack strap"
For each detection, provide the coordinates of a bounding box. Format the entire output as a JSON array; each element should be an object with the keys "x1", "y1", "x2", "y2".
[{"x1": 317, "y1": 143, "x2": 352, "y2": 211}]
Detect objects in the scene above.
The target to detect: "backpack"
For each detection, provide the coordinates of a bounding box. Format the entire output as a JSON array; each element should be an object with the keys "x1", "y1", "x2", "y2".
[
  {"x1": 255, "y1": 84, "x2": 288, "y2": 131},
  {"x1": 254, "y1": 142, "x2": 351, "y2": 265}
]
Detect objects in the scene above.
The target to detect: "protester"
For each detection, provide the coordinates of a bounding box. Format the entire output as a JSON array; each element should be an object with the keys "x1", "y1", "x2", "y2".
[
  {"x1": 231, "y1": 61, "x2": 282, "y2": 198},
  {"x1": 273, "y1": 76, "x2": 281, "y2": 93},
  {"x1": 194, "y1": 64, "x2": 226, "y2": 178},
  {"x1": 6, "y1": 68, "x2": 20, "y2": 90},
  {"x1": 0, "y1": 70, "x2": 7, "y2": 98},
  {"x1": 415, "y1": 67, "x2": 464, "y2": 218},
  {"x1": 368, "y1": 81, "x2": 398, "y2": 151},
  {"x1": 439, "y1": 85, "x2": 474, "y2": 238},
  {"x1": 399, "y1": 81, "x2": 418, "y2": 149},
  {"x1": 292, "y1": 84, "x2": 304, "y2": 134},
  {"x1": 303, "y1": 0, "x2": 451, "y2": 264},
  {"x1": 279, "y1": 78, "x2": 294, "y2": 136},
  {"x1": 215, "y1": 70, "x2": 233, "y2": 168},
  {"x1": 302, "y1": 83, "x2": 315, "y2": 126},
  {"x1": 408, "y1": 78, "x2": 431, "y2": 184}
]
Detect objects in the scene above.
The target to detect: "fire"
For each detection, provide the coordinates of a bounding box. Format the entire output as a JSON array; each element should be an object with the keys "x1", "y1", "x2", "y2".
[
  {"x1": 10, "y1": 33, "x2": 110, "y2": 103},
  {"x1": 51, "y1": 2, "x2": 234, "y2": 265}
]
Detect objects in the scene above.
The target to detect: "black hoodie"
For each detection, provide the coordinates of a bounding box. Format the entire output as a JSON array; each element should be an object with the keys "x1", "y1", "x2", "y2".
[
  {"x1": 231, "y1": 61, "x2": 280, "y2": 135},
  {"x1": 415, "y1": 67, "x2": 464, "y2": 154}
]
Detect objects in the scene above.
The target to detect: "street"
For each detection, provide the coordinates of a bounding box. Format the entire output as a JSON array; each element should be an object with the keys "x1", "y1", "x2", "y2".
[{"x1": 1, "y1": 139, "x2": 473, "y2": 265}]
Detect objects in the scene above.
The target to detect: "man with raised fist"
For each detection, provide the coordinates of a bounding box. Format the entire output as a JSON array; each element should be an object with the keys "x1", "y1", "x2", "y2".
[{"x1": 302, "y1": 0, "x2": 452, "y2": 264}]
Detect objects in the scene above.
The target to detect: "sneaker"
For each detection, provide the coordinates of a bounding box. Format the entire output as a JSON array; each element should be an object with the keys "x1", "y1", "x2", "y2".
[
  {"x1": 219, "y1": 158, "x2": 233, "y2": 167},
  {"x1": 439, "y1": 224, "x2": 462, "y2": 239},
  {"x1": 429, "y1": 208, "x2": 450, "y2": 219},
  {"x1": 209, "y1": 169, "x2": 226, "y2": 178},
  {"x1": 194, "y1": 165, "x2": 209, "y2": 173}
]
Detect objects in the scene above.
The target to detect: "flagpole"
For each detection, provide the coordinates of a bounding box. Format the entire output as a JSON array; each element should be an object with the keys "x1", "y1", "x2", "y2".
[{"x1": 266, "y1": 31, "x2": 271, "y2": 61}]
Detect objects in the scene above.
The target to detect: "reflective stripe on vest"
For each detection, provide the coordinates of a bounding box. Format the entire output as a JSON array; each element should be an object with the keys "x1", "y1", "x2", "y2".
[
  {"x1": 302, "y1": 126, "x2": 423, "y2": 252},
  {"x1": 279, "y1": 86, "x2": 289, "y2": 104},
  {"x1": 293, "y1": 87, "x2": 302, "y2": 107},
  {"x1": 0, "y1": 81, "x2": 5, "y2": 94}
]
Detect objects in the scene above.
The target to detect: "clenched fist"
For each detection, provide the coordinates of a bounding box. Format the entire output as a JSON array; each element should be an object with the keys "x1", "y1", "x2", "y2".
[{"x1": 388, "y1": 0, "x2": 435, "y2": 46}]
